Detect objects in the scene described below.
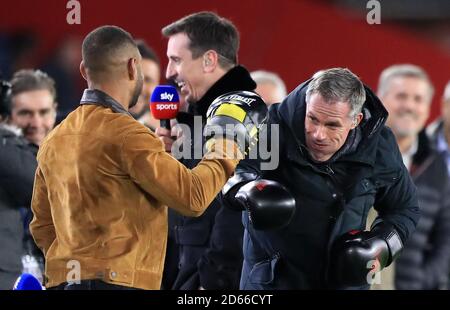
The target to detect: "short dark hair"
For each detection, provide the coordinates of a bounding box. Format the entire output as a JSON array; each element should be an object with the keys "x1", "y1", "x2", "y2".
[
  {"x1": 162, "y1": 11, "x2": 239, "y2": 68},
  {"x1": 10, "y1": 69, "x2": 57, "y2": 103},
  {"x1": 82, "y1": 25, "x2": 138, "y2": 74},
  {"x1": 135, "y1": 39, "x2": 160, "y2": 66}
]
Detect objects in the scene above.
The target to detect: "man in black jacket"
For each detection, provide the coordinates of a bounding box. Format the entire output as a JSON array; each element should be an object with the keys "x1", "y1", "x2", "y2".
[
  {"x1": 427, "y1": 80, "x2": 450, "y2": 176},
  {"x1": 427, "y1": 80, "x2": 450, "y2": 289},
  {"x1": 156, "y1": 12, "x2": 257, "y2": 290},
  {"x1": 224, "y1": 68, "x2": 420, "y2": 289},
  {"x1": 2, "y1": 69, "x2": 58, "y2": 288},
  {"x1": 378, "y1": 64, "x2": 450, "y2": 289},
  {"x1": 0, "y1": 77, "x2": 38, "y2": 289}
]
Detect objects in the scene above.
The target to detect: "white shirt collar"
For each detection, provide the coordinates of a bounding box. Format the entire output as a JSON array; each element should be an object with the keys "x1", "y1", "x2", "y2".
[{"x1": 401, "y1": 138, "x2": 418, "y2": 171}]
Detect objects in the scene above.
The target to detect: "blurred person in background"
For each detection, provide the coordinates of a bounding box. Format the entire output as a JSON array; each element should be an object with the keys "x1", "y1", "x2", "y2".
[
  {"x1": 128, "y1": 40, "x2": 161, "y2": 130},
  {"x1": 0, "y1": 31, "x2": 40, "y2": 87},
  {"x1": 9, "y1": 69, "x2": 57, "y2": 147},
  {"x1": 372, "y1": 64, "x2": 450, "y2": 290},
  {"x1": 427, "y1": 79, "x2": 450, "y2": 289},
  {"x1": 8, "y1": 31, "x2": 40, "y2": 77},
  {"x1": 8, "y1": 69, "x2": 58, "y2": 284},
  {"x1": 427, "y1": 80, "x2": 450, "y2": 175},
  {"x1": 157, "y1": 12, "x2": 257, "y2": 290},
  {"x1": 0, "y1": 74, "x2": 38, "y2": 289},
  {"x1": 251, "y1": 70, "x2": 287, "y2": 105},
  {"x1": 41, "y1": 36, "x2": 83, "y2": 124}
]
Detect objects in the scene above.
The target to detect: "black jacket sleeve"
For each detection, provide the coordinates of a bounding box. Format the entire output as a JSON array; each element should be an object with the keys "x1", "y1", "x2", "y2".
[
  {"x1": 0, "y1": 136, "x2": 37, "y2": 207},
  {"x1": 197, "y1": 159, "x2": 261, "y2": 289},
  {"x1": 372, "y1": 129, "x2": 421, "y2": 244}
]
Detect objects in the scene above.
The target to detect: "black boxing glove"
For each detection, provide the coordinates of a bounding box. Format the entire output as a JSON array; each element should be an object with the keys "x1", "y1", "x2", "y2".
[
  {"x1": 221, "y1": 172, "x2": 259, "y2": 211},
  {"x1": 233, "y1": 179, "x2": 296, "y2": 230},
  {"x1": 328, "y1": 222, "x2": 403, "y2": 288},
  {"x1": 204, "y1": 90, "x2": 268, "y2": 156}
]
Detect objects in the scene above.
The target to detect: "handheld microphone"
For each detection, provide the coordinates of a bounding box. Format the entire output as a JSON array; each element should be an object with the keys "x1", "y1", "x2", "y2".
[
  {"x1": 150, "y1": 85, "x2": 180, "y2": 130},
  {"x1": 13, "y1": 273, "x2": 44, "y2": 290}
]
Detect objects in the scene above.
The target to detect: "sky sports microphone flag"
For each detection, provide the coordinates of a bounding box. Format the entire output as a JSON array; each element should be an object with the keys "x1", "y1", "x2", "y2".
[{"x1": 150, "y1": 85, "x2": 180, "y2": 130}]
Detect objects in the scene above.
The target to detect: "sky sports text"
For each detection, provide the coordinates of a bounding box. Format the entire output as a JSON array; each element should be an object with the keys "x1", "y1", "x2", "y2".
[
  {"x1": 158, "y1": 92, "x2": 175, "y2": 101},
  {"x1": 154, "y1": 103, "x2": 178, "y2": 110}
]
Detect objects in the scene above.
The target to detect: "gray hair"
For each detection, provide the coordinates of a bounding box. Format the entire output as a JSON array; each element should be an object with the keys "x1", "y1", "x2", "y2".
[
  {"x1": 377, "y1": 64, "x2": 434, "y2": 102},
  {"x1": 305, "y1": 68, "x2": 366, "y2": 119},
  {"x1": 443, "y1": 80, "x2": 450, "y2": 103},
  {"x1": 251, "y1": 70, "x2": 287, "y2": 102}
]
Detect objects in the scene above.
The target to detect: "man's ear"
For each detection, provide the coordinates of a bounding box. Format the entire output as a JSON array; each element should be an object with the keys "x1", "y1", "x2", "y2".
[
  {"x1": 127, "y1": 58, "x2": 138, "y2": 81},
  {"x1": 352, "y1": 112, "x2": 364, "y2": 129},
  {"x1": 80, "y1": 61, "x2": 87, "y2": 81},
  {"x1": 202, "y1": 50, "x2": 218, "y2": 73}
]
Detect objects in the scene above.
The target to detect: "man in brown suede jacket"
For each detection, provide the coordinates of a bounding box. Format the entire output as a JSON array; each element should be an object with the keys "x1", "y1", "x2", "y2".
[{"x1": 29, "y1": 25, "x2": 263, "y2": 290}]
